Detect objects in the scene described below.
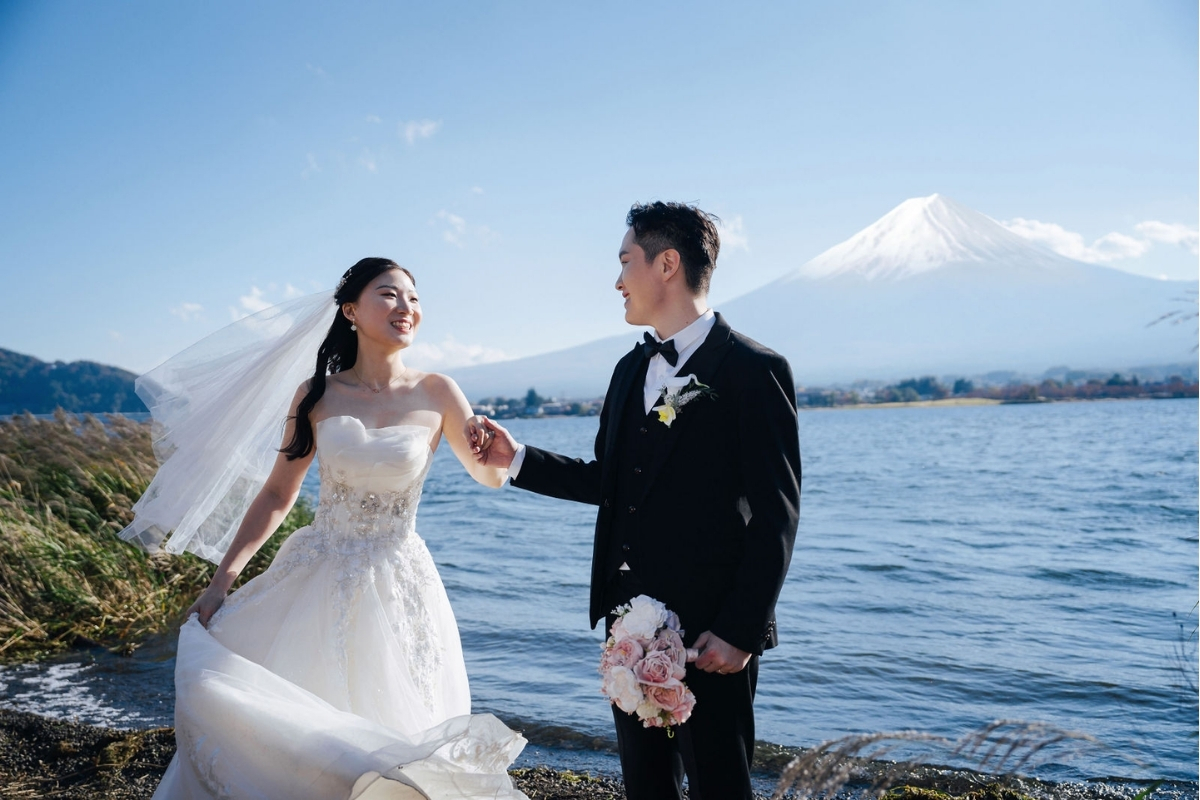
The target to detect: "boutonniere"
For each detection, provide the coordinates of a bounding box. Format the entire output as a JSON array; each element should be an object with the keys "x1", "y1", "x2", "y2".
[{"x1": 652, "y1": 374, "x2": 718, "y2": 428}]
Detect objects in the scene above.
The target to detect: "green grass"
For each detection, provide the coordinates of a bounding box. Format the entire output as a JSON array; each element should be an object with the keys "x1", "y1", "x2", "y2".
[{"x1": 0, "y1": 411, "x2": 312, "y2": 661}]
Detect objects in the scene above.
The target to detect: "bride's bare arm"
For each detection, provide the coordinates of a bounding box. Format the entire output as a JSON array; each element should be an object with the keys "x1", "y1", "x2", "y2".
[
  {"x1": 186, "y1": 384, "x2": 315, "y2": 626},
  {"x1": 426, "y1": 374, "x2": 509, "y2": 488}
]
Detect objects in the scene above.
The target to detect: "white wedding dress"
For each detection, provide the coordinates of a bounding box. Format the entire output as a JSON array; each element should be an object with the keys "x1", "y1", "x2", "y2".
[{"x1": 154, "y1": 416, "x2": 528, "y2": 799}]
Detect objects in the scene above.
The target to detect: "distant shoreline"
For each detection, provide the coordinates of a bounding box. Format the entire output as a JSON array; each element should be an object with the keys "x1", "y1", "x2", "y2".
[
  {"x1": 802, "y1": 397, "x2": 1000, "y2": 411},
  {"x1": 799, "y1": 394, "x2": 1196, "y2": 411}
]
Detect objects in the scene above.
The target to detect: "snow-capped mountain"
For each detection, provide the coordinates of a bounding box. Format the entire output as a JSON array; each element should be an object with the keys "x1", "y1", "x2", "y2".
[
  {"x1": 447, "y1": 196, "x2": 1196, "y2": 398},
  {"x1": 794, "y1": 193, "x2": 1076, "y2": 281}
]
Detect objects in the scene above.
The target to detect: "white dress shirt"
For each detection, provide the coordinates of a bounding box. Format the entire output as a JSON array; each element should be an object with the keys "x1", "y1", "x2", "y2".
[
  {"x1": 507, "y1": 309, "x2": 716, "y2": 481},
  {"x1": 641, "y1": 309, "x2": 716, "y2": 414}
]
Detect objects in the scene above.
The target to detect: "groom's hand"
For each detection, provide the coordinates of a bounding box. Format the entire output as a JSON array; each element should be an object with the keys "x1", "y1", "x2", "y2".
[
  {"x1": 692, "y1": 631, "x2": 751, "y2": 675},
  {"x1": 466, "y1": 416, "x2": 517, "y2": 468}
]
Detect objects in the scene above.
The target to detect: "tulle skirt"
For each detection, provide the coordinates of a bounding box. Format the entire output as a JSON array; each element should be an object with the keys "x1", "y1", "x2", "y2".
[{"x1": 153, "y1": 526, "x2": 527, "y2": 799}]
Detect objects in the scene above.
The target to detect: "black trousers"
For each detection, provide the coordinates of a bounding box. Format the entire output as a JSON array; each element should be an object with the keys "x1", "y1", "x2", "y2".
[{"x1": 603, "y1": 571, "x2": 759, "y2": 800}]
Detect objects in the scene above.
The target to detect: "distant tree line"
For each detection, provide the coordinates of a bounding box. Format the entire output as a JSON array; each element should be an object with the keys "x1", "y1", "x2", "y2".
[
  {"x1": 472, "y1": 388, "x2": 602, "y2": 419},
  {"x1": 0, "y1": 348, "x2": 147, "y2": 415},
  {"x1": 797, "y1": 373, "x2": 1198, "y2": 408}
]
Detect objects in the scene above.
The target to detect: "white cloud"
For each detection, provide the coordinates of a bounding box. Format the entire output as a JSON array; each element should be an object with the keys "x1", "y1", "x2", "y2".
[
  {"x1": 437, "y1": 210, "x2": 468, "y2": 247},
  {"x1": 470, "y1": 186, "x2": 484, "y2": 195},
  {"x1": 715, "y1": 214, "x2": 749, "y2": 252},
  {"x1": 365, "y1": 114, "x2": 381, "y2": 124},
  {"x1": 170, "y1": 302, "x2": 204, "y2": 321},
  {"x1": 1002, "y1": 218, "x2": 1150, "y2": 263},
  {"x1": 229, "y1": 287, "x2": 273, "y2": 320},
  {"x1": 284, "y1": 283, "x2": 304, "y2": 299},
  {"x1": 358, "y1": 149, "x2": 377, "y2": 172},
  {"x1": 1135, "y1": 221, "x2": 1199, "y2": 254},
  {"x1": 108, "y1": 330, "x2": 123, "y2": 341},
  {"x1": 401, "y1": 119, "x2": 441, "y2": 145},
  {"x1": 403, "y1": 336, "x2": 508, "y2": 370},
  {"x1": 1089, "y1": 231, "x2": 1151, "y2": 261},
  {"x1": 305, "y1": 63, "x2": 330, "y2": 83}
]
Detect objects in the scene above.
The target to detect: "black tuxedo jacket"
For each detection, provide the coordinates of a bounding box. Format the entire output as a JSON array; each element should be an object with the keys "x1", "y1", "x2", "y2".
[{"x1": 511, "y1": 313, "x2": 801, "y2": 655}]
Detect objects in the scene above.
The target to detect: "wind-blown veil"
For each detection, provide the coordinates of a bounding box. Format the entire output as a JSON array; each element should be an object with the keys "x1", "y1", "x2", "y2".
[{"x1": 119, "y1": 290, "x2": 336, "y2": 563}]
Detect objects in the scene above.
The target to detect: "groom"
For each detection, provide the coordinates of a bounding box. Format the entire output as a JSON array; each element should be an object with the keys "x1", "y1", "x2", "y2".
[{"x1": 473, "y1": 202, "x2": 801, "y2": 799}]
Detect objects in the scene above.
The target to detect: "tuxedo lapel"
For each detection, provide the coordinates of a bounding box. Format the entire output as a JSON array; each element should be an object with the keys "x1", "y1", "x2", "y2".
[{"x1": 637, "y1": 313, "x2": 735, "y2": 499}]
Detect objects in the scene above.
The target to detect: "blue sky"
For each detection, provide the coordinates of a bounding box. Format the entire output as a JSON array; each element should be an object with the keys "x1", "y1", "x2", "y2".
[{"x1": 1, "y1": 1, "x2": 1196, "y2": 374}]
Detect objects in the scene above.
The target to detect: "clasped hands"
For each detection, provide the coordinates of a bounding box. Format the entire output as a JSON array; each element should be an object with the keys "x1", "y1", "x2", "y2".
[{"x1": 465, "y1": 415, "x2": 516, "y2": 468}]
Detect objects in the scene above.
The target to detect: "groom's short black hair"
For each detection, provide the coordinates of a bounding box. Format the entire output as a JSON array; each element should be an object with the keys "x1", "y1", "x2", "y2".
[{"x1": 626, "y1": 202, "x2": 721, "y2": 295}]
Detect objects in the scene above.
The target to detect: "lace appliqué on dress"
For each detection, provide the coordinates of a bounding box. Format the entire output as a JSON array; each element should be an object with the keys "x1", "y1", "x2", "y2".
[{"x1": 210, "y1": 456, "x2": 445, "y2": 712}]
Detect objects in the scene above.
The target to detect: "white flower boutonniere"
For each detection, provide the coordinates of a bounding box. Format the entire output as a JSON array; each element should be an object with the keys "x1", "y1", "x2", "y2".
[{"x1": 652, "y1": 374, "x2": 718, "y2": 428}]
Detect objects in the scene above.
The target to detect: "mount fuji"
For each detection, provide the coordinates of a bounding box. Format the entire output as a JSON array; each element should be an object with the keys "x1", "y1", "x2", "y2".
[{"x1": 447, "y1": 195, "x2": 1197, "y2": 398}]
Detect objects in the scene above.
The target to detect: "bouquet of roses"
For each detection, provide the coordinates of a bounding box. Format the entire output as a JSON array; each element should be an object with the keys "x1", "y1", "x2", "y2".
[{"x1": 599, "y1": 594, "x2": 697, "y2": 729}]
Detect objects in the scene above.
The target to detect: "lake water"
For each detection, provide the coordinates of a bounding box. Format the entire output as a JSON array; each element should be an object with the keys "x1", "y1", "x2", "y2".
[{"x1": 3, "y1": 399, "x2": 1197, "y2": 788}]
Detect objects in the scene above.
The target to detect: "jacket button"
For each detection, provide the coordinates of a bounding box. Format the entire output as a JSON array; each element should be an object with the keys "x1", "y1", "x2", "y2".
[
  {"x1": 622, "y1": 543, "x2": 631, "y2": 552},
  {"x1": 639, "y1": 426, "x2": 648, "y2": 434},
  {"x1": 603, "y1": 498, "x2": 611, "y2": 508},
  {"x1": 628, "y1": 505, "x2": 636, "y2": 514},
  {"x1": 633, "y1": 466, "x2": 642, "y2": 475}
]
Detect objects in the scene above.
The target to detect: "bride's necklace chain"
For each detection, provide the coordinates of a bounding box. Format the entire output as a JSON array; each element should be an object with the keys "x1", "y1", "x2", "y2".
[{"x1": 351, "y1": 365, "x2": 409, "y2": 394}]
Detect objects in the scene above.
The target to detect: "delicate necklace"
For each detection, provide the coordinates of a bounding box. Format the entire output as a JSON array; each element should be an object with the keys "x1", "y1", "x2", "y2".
[{"x1": 351, "y1": 366, "x2": 408, "y2": 394}]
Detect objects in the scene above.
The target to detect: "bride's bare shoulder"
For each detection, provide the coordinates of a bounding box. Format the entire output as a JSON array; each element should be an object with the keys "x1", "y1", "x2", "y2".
[
  {"x1": 414, "y1": 370, "x2": 455, "y2": 390},
  {"x1": 291, "y1": 374, "x2": 353, "y2": 411},
  {"x1": 415, "y1": 372, "x2": 468, "y2": 403}
]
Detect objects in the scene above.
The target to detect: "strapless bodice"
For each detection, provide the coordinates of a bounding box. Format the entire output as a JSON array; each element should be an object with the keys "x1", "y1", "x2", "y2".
[{"x1": 311, "y1": 416, "x2": 433, "y2": 541}]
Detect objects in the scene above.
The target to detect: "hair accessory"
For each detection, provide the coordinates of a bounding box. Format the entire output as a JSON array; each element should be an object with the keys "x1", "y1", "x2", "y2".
[{"x1": 335, "y1": 267, "x2": 354, "y2": 296}]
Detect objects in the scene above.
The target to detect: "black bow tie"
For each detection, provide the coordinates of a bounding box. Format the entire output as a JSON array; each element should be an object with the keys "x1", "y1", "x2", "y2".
[{"x1": 642, "y1": 332, "x2": 679, "y2": 367}]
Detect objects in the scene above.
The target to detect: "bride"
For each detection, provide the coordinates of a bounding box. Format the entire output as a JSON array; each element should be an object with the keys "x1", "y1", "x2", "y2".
[{"x1": 121, "y1": 258, "x2": 528, "y2": 799}]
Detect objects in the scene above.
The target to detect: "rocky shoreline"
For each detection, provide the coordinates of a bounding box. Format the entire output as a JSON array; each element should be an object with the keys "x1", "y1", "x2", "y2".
[{"x1": 1, "y1": 710, "x2": 1190, "y2": 800}]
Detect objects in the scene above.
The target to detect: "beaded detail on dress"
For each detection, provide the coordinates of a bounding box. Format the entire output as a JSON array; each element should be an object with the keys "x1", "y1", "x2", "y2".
[{"x1": 312, "y1": 457, "x2": 423, "y2": 540}]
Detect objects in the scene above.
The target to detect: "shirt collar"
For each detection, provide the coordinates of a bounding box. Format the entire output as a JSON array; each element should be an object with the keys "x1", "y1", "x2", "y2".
[{"x1": 654, "y1": 308, "x2": 715, "y2": 351}]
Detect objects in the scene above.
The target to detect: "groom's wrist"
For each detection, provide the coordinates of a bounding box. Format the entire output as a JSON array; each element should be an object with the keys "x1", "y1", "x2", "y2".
[{"x1": 506, "y1": 443, "x2": 527, "y2": 482}]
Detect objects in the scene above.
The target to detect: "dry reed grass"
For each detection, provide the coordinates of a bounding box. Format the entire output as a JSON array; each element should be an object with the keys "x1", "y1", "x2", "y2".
[{"x1": 0, "y1": 411, "x2": 311, "y2": 661}]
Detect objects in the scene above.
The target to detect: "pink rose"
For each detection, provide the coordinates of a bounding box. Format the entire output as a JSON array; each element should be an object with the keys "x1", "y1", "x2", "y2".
[
  {"x1": 602, "y1": 637, "x2": 644, "y2": 671},
  {"x1": 647, "y1": 628, "x2": 687, "y2": 670},
  {"x1": 646, "y1": 683, "x2": 696, "y2": 725},
  {"x1": 634, "y1": 650, "x2": 686, "y2": 686}
]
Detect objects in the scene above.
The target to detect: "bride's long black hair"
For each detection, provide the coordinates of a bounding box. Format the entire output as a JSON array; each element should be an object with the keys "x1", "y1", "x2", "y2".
[{"x1": 281, "y1": 257, "x2": 416, "y2": 461}]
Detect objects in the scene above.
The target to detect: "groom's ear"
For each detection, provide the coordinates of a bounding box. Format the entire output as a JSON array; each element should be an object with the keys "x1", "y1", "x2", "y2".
[{"x1": 658, "y1": 248, "x2": 682, "y2": 283}]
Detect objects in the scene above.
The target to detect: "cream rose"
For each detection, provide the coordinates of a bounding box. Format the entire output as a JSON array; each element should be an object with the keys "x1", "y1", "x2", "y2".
[
  {"x1": 635, "y1": 699, "x2": 665, "y2": 727},
  {"x1": 602, "y1": 666, "x2": 643, "y2": 714},
  {"x1": 620, "y1": 595, "x2": 668, "y2": 642}
]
